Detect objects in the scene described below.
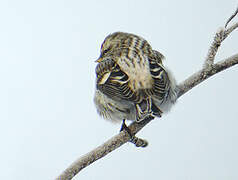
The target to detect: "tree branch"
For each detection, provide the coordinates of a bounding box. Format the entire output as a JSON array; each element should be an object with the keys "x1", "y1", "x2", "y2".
[
  {"x1": 178, "y1": 53, "x2": 238, "y2": 98},
  {"x1": 56, "y1": 7, "x2": 238, "y2": 180},
  {"x1": 204, "y1": 6, "x2": 238, "y2": 68},
  {"x1": 55, "y1": 119, "x2": 152, "y2": 180},
  {"x1": 225, "y1": 5, "x2": 238, "y2": 28}
]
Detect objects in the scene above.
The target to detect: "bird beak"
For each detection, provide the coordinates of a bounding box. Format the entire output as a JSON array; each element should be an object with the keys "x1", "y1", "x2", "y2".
[{"x1": 95, "y1": 57, "x2": 103, "y2": 63}]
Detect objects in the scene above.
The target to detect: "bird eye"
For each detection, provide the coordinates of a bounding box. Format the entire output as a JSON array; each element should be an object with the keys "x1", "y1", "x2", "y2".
[{"x1": 103, "y1": 48, "x2": 110, "y2": 55}]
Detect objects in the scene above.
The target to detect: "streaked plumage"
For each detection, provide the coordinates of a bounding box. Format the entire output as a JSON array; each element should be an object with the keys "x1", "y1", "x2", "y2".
[{"x1": 94, "y1": 32, "x2": 178, "y2": 123}]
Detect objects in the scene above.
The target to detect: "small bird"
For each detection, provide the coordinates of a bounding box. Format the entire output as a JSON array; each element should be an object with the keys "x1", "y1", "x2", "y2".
[{"x1": 94, "y1": 32, "x2": 178, "y2": 142}]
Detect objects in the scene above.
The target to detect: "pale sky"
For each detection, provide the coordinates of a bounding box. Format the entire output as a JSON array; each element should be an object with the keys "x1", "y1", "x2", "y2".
[{"x1": 0, "y1": 0, "x2": 238, "y2": 179}]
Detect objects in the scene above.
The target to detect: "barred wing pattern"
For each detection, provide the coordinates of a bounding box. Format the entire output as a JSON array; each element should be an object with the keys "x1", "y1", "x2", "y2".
[
  {"x1": 148, "y1": 54, "x2": 170, "y2": 103},
  {"x1": 95, "y1": 52, "x2": 169, "y2": 121},
  {"x1": 96, "y1": 58, "x2": 140, "y2": 103}
]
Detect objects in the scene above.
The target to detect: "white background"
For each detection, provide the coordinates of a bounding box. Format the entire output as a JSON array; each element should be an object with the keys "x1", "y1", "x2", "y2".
[{"x1": 0, "y1": 0, "x2": 238, "y2": 179}]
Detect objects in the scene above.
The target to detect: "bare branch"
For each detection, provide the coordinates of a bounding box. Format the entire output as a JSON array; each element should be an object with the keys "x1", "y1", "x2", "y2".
[
  {"x1": 56, "y1": 119, "x2": 152, "y2": 180},
  {"x1": 203, "y1": 28, "x2": 225, "y2": 68},
  {"x1": 204, "y1": 6, "x2": 238, "y2": 69},
  {"x1": 224, "y1": 22, "x2": 238, "y2": 38},
  {"x1": 56, "y1": 8, "x2": 238, "y2": 180},
  {"x1": 225, "y1": 6, "x2": 238, "y2": 28},
  {"x1": 178, "y1": 53, "x2": 238, "y2": 98}
]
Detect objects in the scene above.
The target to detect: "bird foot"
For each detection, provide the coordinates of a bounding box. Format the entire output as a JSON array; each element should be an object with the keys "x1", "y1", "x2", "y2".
[
  {"x1": 120, "y1": 119, "x2": 149, "y2": 148},
  {"x1": 130, "y1": 136, "x2": 148, "y2": 148},
  {"x1": 137, "y1": 115, "x2": 155, "y2": 125}
]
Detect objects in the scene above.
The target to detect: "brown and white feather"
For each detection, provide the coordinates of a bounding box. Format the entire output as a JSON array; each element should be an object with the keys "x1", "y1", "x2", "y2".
[{"x1": 94, "y1": 32, "x2": 178, "y2": 122}]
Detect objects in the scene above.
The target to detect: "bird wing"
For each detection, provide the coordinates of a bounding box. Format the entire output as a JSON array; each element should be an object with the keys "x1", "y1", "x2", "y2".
[
  {"x1": 152, "y1": 50, "x2": 165, "y2": 63},
  {"x1": 96, "y1": 58, "x2": 140, "y2": 103},
  {"x1": 148, "y1": 51, "x2": 170, "y2": 101}
]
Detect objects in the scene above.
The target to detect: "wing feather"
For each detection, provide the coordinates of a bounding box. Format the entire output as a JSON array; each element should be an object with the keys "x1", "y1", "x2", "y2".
[
  {"x1": 148, "y1": 51, "x2": 170, "y2": 100},
  {"x1": 96, "y1": 58, "x2": 140, "y2": 102}
]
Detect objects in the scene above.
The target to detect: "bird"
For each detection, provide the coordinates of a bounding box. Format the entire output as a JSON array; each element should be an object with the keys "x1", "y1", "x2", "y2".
[{"x1": 94, "y1": 32, "x2": 178, "y2": 143}]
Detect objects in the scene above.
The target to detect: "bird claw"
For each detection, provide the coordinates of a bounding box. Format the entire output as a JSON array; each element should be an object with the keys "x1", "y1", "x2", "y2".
[
  {"x1": 120, "y1": 119, "x2": 149, "y2": 148},
  {"x1": 130, "y1": 136, "x2": 148, "y2": 148}
]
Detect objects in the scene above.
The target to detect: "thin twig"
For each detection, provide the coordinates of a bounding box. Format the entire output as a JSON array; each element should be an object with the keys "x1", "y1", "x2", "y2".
[
  {"x1": 224, "y1": 22, "x2": 238, "y2": 39},
  {"x1": 204, "y1": 6, "x2": 238, "y2": 69},
  {"x1": 203, "y1": 28, "x2": 225, "y2": 68},
  {"x1": 225, "y1": 6, "x2": 238, "y2": 28},
  {"x1": 178, "y1": 53, "x2": 238, "y2": 98}
]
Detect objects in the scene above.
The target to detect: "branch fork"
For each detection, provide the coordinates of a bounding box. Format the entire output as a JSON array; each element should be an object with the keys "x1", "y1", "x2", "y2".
[{"x1": 204, "y1": 6, "x2": 238, "y2": 69}]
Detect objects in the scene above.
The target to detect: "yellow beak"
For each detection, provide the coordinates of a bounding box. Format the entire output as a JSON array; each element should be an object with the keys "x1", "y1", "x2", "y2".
[{"x1": 95, "y1": 57, "x2": 103, "y2": 63}]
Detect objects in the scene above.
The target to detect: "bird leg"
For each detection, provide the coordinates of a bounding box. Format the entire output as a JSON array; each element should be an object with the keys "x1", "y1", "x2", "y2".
[
  {"x1": 120, "y1": 119, "x2": 148, "y2": 147},
  {"x1": 151, "y1": 102, "x2": 162, "y2": 118},
  {"x1": 120, "y1": 119, "x2": 133, "y2": 137},
  {"x1": 135, "y1": 98, "x2": 153, "y2": 122}
]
